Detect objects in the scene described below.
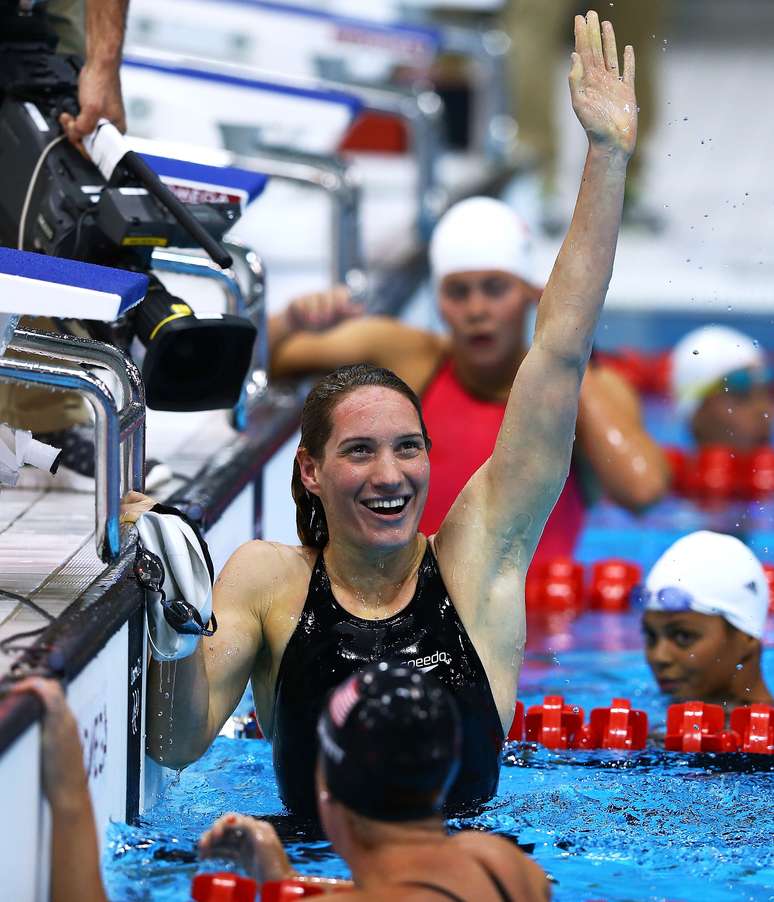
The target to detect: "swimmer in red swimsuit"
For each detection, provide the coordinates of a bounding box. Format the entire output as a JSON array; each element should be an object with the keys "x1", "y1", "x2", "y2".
[{"x1": 270, "y1": 170, "x2": 668, "y2": 564}]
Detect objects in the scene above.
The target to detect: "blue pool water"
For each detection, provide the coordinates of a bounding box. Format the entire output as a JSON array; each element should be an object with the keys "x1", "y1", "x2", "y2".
[
  {"x1": 105, "y1": 397, "x2": 774, "y2": 901},
  {"x1": 105, "y1": 608, "x2": 774, "y2": 902}
]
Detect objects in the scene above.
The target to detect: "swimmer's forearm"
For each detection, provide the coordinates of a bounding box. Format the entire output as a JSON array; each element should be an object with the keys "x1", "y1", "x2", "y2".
[
  {"x1": 267, "y1": 309, "x2": 296, "y2": 361},
  {"x1": 535, "y1": 145, "x2": 628, "y2": 365},
  {"x1": 51, "y1": 789, "x2": 108, "y2": 902},
  {"x1": 146, "y1": 648, "x2": 214, "y2": 767}
]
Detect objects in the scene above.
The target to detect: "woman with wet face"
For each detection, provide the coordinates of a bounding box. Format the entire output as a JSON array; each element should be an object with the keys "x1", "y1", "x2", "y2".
[
  {"x1": 642, "y1": 531, "x2": 772, "y2": 709},
  {"x1": 127, "y1": 11, "x2": 641, "y2": 816}
]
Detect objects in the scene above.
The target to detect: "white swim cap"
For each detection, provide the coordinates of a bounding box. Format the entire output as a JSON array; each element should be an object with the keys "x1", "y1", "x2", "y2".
[
  {"x1": 671, "y1": 325, "x2": 764, "y2": 419},
  {"x1": 644, "y1": 531, "x2": 769, "y2": 639},
  {"x1": 429, "y1": 197, "x2": 535, "y2": 284}
]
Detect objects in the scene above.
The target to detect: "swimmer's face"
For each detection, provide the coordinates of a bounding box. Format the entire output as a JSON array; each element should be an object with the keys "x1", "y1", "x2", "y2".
[
  {"x1": 298, "y1": 386, "x2": 430, "y2": 552},
  {"x1": 642, "y1": 610, "x2": 757, "y2": 703},
  {"x1": 692, "y1": 372, "x2": 772, "y2": 451},
  {"x1": 437, "y1": 270, "x2": 537, "y2": 371}
]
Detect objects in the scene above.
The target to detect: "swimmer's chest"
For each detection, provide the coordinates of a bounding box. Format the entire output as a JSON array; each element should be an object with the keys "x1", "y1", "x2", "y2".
[{"x1": 272, "y1": 552, "x2": 492, "y2": 716}]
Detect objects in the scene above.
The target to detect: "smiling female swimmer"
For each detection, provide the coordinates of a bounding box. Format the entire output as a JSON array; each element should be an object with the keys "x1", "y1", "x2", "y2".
[{"x1": 125, "y1": 11, "x2": 639, "y2": 817}]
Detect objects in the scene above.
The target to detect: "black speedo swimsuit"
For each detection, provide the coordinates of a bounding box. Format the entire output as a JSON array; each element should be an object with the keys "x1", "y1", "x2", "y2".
[{"x1": 271, "y1": 545, "x2": 504, "y2": 817}]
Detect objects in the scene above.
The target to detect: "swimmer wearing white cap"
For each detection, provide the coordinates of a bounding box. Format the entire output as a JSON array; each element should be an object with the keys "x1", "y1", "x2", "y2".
[
  {"x1": 270, "y1": 155, "x2": 668, "y2": 562},
  {"x1": 642, "y1": 531, "x2": 772, "y2": 708},
  {"x1": 671, "y1": 326, "x2": 772, "y2": 450}
]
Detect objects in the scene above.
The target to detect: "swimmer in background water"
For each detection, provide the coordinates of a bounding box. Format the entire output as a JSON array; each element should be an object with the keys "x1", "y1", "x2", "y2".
[
  {"x1": 269, "y1": 162, "x2": 668, "y2": 563},
  {"x1": 671, "y1": 326, "x2": 773, "y2": 451},
  {"x1": 271, "y1": 204, "x2": 669, "y2": 564},
  {"x1": 641, "y1": 531, "x2": 772, "y2": 709},
  {"x1": 128, "y1": 11, "x2": 640, "y2": 817},
  {"x1": 201, "y1": 666, "x2": 550, "y2": 901}
]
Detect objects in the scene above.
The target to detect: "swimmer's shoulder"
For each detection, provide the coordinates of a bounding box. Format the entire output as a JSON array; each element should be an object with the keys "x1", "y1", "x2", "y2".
[
  {"x1": 215, "y1": 540, "x2": 317, "y2": 617},
  {"x1": 449, "y1": 831, "x2": 550, "y2": 899}
]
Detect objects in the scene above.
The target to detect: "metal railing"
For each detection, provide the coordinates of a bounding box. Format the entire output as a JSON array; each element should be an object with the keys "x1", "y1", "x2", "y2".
[
  {"x1": 124, "y1": 43, "x2": 444, "y2": 238},
  {"x1": 129, "y1": 134, "x2": 364, "y2": 291},
  {"x1": 0, "y1": 330, "x2": 146, "y2": 562},
  {"x1": 437, "y1": 24, "x2": 515, "y2": 163}
]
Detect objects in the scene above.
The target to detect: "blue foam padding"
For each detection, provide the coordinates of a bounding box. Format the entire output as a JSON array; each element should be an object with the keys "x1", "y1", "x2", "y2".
[
  {"x1": 141, "y1": 154, "x2": 268, "y2": 203},
  {"x1": 0, "y1": 248, "x2": 148, "y2": 316},
  {"x1": 123, "y1": 58, "x2": 364, "y2": 118}
]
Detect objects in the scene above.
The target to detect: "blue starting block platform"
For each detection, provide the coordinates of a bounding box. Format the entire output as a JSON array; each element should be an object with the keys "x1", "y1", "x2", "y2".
[
  {"x1": 0, "y1": 248, "x2": 148, "y2": 320},
  {"x1": 141, "y1": 153, "x2": 269, "y2": 209}
]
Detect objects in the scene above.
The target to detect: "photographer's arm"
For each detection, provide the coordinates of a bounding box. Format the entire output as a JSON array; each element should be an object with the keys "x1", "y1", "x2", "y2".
[{"x1": 59, "y1": 0, "x2": 129, "y2": 143}]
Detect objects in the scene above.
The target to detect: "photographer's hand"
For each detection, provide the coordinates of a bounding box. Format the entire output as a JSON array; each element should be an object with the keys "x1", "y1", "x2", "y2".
[
  {"x1": 59, "y1": 0, "x2": 130, "y2": 145},
  {"x1": 60, "y1": 61, "x2": 126, "y2": 143}
]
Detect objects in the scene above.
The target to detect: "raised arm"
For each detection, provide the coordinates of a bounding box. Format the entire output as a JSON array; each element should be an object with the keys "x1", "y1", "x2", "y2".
[{"x1": 436, "y1": 13, "x2": 636, "y2": 632}]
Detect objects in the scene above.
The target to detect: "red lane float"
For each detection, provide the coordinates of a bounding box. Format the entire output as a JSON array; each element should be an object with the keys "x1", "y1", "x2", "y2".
[
  {"x1": 588, "y1": 560, "x2": 642, "y2": 612},
  {"x1": 525, "y1": 695, "x2": 584, "y2": 749},
  {"x1": 192, "y1": 873, "x2": 258, "y2": 902},
  {"x1": 262, "y1": 881, "x2": 329, "y2": 900},
  {"x1": 517, "y1": 697, "x2": 773, "y2": 755},
  {"x1": 741, "y1": 446, "x2": 774, "y2": 497},
  {"x1": 526, "y1": 557, "x2": 642, "y2": 613},
  {"x1": 577, "y1": 698, "x2": 648, "y2": 751},
  {"x1": 526, "y1": 558, "x2": 585, "y2": 610},
  {"x1": 663, "y1": 701, "x2": 740, "y2": 753},
  {"x1": 667, "y1": 443, "x2": 774, "y2": 501},
  {"x1": 762, "y1": 564, "x2": 774, "y2": 614},
  {"x1": 695, "y1": 446, "x2": 739, "y2": 501},
  {"x1": 730, "y1": 704, "x2": 774, "y2": 755},
  {"x1": 507, "y1": 700, "x2": 525, "y2": 742},
  {"x1": 192, "y1": 876, "x2": 354, "y2": 901}
]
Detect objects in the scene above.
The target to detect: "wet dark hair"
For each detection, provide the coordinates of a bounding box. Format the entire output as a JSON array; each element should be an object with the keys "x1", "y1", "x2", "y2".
[{"x1": 291, "y1": 364, "x2": 431, "y2": 548}]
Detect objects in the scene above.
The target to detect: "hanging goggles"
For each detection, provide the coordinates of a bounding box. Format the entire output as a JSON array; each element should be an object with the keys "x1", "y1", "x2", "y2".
[
  {"x1": 133, "y1": 544, "x2": 217, "y2": 637},
  {"x1": 709, "y1": 365, "x2": 773, "y2": 398}
]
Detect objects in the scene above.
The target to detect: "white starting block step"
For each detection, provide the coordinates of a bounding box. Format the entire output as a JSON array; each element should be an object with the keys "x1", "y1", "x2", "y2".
[{"x1": 0, "y1": 248, "x2": 147, "y2": 321}]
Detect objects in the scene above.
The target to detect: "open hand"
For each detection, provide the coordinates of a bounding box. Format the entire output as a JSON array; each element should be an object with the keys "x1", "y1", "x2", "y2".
[
  {"x1": 199, "y1": 814, "x2": 295, "y2": 883},
  {"x1": 284, "y1": 285, "x2": 363, "y2": 335},
  {"x1": 569, "y1": 11, "x2": 637, "y2": 159}
]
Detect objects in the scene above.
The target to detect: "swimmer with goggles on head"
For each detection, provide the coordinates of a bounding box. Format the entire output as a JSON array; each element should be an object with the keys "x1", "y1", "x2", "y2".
[
  {"x1": 9, "y1": 667, "x2": 550, "y2": 902},
  {"x1": 641, "y1": 531, "x2": 772, "y2": 709}
]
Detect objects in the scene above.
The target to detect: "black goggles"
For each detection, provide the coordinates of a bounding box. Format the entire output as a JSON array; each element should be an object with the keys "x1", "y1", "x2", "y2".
[{"x1": 133, "y1": 545, "x2": 218, "y2": 638}]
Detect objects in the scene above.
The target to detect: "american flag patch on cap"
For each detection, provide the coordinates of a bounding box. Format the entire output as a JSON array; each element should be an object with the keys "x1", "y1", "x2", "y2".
[{"x1": 329, "y1": 675, "x2": 361, "y2": 727}]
